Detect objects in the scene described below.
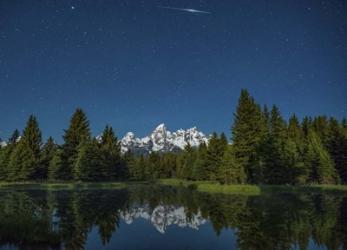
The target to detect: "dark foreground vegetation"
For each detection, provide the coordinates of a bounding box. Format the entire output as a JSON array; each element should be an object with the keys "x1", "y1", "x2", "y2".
[{"x1": 0, "y1": 90, "x2": 346, "y2": 186}]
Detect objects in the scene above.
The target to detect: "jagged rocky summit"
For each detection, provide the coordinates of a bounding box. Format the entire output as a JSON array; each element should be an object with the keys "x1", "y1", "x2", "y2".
[{"x1": 120, "y1": 123, "x2": 209, "y2": 154}]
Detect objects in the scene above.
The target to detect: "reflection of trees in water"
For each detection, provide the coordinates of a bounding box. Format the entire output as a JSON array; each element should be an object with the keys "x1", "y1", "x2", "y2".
[
  {"x1": 0, "y1": 187, "x2": 346, "y2": 250},
  {"x1": 54, "y1": 189, "x2": 130, "y2": 249},
  {"x1": 0, "y1": 190, "x2": 61, "y2": 249},
  {"x1": 0, "y1": 189, "x2": 130, "y2": 249}
]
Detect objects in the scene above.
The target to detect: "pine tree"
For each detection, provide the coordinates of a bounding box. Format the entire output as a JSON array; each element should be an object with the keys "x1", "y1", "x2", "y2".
[
  {"x1": 7, "y1": 141, "x2": 36, "y2": 181},
  {"x1": 312, "y1": 116, "x2": 329, "y2": 146},
  {"x1": 232, "y1": 89, "x2": 266, "y2": 183},
  {"x1": 129, "y1": 154, "x2": 145, "y2": 180},
  {"x1": 205, "y1": 133, "x2": 227, "y2": 181},
  {"x1": 305, "y1": 129, "x2": 339, "y2": 184},
  {"x1": 61, "y1": 108, "x2": 91, "y2": 180},
  {"x1": 158, "y1": 153, "x2": 176, "y2": 178},
  {"x1": 326, "y1": 118, "x2": 347, "y2": 183},
  {"x1": 123, "y1": 150, "x2": 139, "y2": 179},
  {"x1": 0, "y1": 130, "x2": 20, "y2": 180},
  {"x1": 22, "y1": 115, "x2": 42, "y2": 161},
  {"x1": 6, "y1": 115, "x2": 42, "y2": 181},
  {"x1": 0, "y1": 147, "x2": 7, "y2": 180},
  {"x1": 261, "y1": 106, "x2": 288, "y2": 184},
  {"x1": 282, "y1": 137, "x2": 305, "y2": 184},
  {"x1": 262, "y1": 105, "x2": 270, "y2": 130},
  {"x1": 146, "y1": 152, "x2": 161, "y2": 179},
  {"x1": 218, "y1": 145, "x2": 245, "y2": 184},
  {"x1": 192, "y1": 143, "x2": 208, "y2": 180},
  {"x1": 220, "y1": 133, "x2": 228, "y2": 148},
  {"x1": 179, "y1": 143, "x2": 196, "y2": 180},
  {"x1": 99, "y1": 125, "x2": 122, "y2": 180},
  {"x1": 73, "y1": 139, "x2": 103, "y2": 181},
  {"x1": 288, "y1": 114, "x2": 304, "y2": 151},
  {"x1": 38, "y1": 137, "x2": 57, "y2": 180},
  {"x1": 302, "y1": 116, "x2": 312, "y2": 137},
  {"x1": 48, "y1": 149, "x2": 64, "y2": 181}
]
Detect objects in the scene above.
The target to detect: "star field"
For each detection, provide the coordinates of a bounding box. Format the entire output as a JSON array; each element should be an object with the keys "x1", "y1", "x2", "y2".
[{"x1": 0, "y1": 0, "x2": 346, "y2": 141}]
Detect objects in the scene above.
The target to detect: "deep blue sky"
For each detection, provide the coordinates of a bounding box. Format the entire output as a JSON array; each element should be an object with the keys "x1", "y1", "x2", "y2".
[{"x1": 0, "y1": 0, "x2": 346, "y2": 142}]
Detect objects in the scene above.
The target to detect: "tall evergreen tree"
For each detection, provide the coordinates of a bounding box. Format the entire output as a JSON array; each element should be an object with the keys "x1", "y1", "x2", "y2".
[
  {"x1": 282, "y1": 137, "x2": 306, "y2": 184},
  {"x1": 326, "y1": 118, "x2": 347, "y2": 183},
  {"x1": 129, "y1": 154, "x2": 145, "y2": 180},
  {"x1": 99, "y1": 125, "x2": 122, "y2": 180},
  {"x1": 192, "y1": 143, "x2": 208, "y2": 180},
  {"x1": 218, "y1": 145, "x2": 245, "y2": 184},
  {"x1": 0, "y1": 130, "x2": 20, "y2": 180},
  {"x1": 7, "y1": 115, "x2": 42, "y2": 181},
  {"x1": 22, "y1": 115, "x2": 42, "y2": 161},
  {"x1": 232, "y1": 89, "x2": 266, "y2": 183},
  {"x1": 161, "y1": 153, "x2": 177, "y2": 178},
  {"x1": 305, "y1": 129, "x2": 339, "y2": 184},
  {"x1": 288, "y1": 114, "x2": 304, "y2": 150},
  {"x1": 146, "y1": 152, "x2": 161, "y2": 179},
  {"x1": 0, "y1": 147, "x2": 8, "y2": 180},
  {"x1": 262, "y1": 105, "x2": 270, "y2": 130},
  {"x1": 48, "y1": 149, "x2": 64, "y2": 180},
  {"x1": 205, "y1": 133, "x2": 227, "y2": 181},
  {"x1": 302, "y1": 116, "x2": 312, "y2": 137},
  {"x1": 61, "y1": 109, "x2": 91, "y2": 180},
  {"x1": 179, "y1": 143, "x2": 196, "y2": 180},
  {"x1": 123, "y1": 150, "x2": 138, "y2": 179},
  {"x1": 38, "y1": 137, "x2": 57, "y2": 180},
  {"x1": 73, "y1": 139, "x2": 103, "y2": 181},
  {"x1": 312, "y1": 116, "x2": 329, "y2": 146},
  {"x1": 262, "y1": 106, "x2": 288, "y2": 184},
  {"x1": 7, "y1": 141, "x2": 36, "y2": 181}
]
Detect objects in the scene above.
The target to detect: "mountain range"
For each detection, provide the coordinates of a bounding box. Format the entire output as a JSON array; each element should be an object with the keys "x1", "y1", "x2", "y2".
[{"x1": 120, "y1": 123, "x2": 209, "y2": 154}]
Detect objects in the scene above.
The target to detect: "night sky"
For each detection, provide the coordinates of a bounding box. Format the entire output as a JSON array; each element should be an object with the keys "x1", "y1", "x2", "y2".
[{"x1": 0, "y1": 0, "x2": 346, "y2": 142}]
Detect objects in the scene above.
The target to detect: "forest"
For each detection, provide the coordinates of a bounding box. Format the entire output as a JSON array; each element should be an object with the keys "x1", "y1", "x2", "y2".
[{"x1": 0, "y1": 89, "x2": 346, "y2": 185}]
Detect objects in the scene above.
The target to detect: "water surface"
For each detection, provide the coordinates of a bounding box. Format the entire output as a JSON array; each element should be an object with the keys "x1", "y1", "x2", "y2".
[{"x1": 0, "y1": 185, "x2": 346, "y2": 249}]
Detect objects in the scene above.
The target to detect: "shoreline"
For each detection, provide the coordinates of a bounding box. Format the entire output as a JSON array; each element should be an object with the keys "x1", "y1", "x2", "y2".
[
  {"x1": 0, "y1": 179, "x2": 347, "y2": 194},
  {"x1": 157, "y1": 179, "x2": 347, "y2": 195}
]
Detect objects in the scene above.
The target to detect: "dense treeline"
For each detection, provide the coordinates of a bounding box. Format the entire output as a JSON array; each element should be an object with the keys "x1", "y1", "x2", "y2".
[
  {"x1": 0, "y1": 90, "x2": 346, "y2": 184},
  {"x1": 0, "y1": 110, "x2": 125, "y2": 182}
]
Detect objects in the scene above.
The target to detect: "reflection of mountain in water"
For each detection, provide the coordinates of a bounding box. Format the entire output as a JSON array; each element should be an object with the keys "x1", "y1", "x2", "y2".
[
  {"x1": 0, "y1": 187, "x2": 347, "y2": 250},
  {"x1": 121, "y1": 204, "x2": 206, "y2": 233}
]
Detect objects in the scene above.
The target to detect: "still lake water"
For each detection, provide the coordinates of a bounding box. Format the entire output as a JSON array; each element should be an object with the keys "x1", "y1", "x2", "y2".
[{"x1": 0, "y1": 185, "x2": 346, "y2": 250}]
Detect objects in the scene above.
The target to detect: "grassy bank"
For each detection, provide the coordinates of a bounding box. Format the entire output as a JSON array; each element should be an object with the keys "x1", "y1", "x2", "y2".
[
  {"x1": 158, "y1": 179, "x2": 261, "y2": 195},
  {"x1": 1, "y1": 179, "x2": 347, "y2": 194},
  {"x1": 0, "y1": 181, "x2": 129, "y2": 190},
  {"x1": 158, "y1": 179, "x2": 347, "y2": 195}
]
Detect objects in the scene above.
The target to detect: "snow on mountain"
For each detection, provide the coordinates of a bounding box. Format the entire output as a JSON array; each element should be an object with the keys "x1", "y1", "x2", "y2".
[
  {"x1": 0, "y1": 140, "x2": 7, "y2": 148},
  {"x1": 120, "y1": 204, "x2": 206, "y2": 233},
  {"x1": 120, "y1": 123, "x2": 209, "y2": 154},
  {"x1": 0, "y1": 136, "x2": 22, "y2": 148}
]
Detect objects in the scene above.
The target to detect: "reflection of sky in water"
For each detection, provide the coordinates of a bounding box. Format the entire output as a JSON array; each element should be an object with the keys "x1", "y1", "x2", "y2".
[{"x1": 87, "y1": 220, "x2": 237, "y2": 250}]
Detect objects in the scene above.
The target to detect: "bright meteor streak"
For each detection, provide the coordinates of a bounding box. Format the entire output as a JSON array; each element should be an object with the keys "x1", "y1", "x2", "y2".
[{"x1": 158, "y1": 6, "x2": 211, "y2": 14}]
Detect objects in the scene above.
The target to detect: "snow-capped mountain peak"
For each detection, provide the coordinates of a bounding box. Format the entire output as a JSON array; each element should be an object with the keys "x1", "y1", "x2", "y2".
[{"x1": 121, "y1": 123, "x2": 209, "y2": 154}]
